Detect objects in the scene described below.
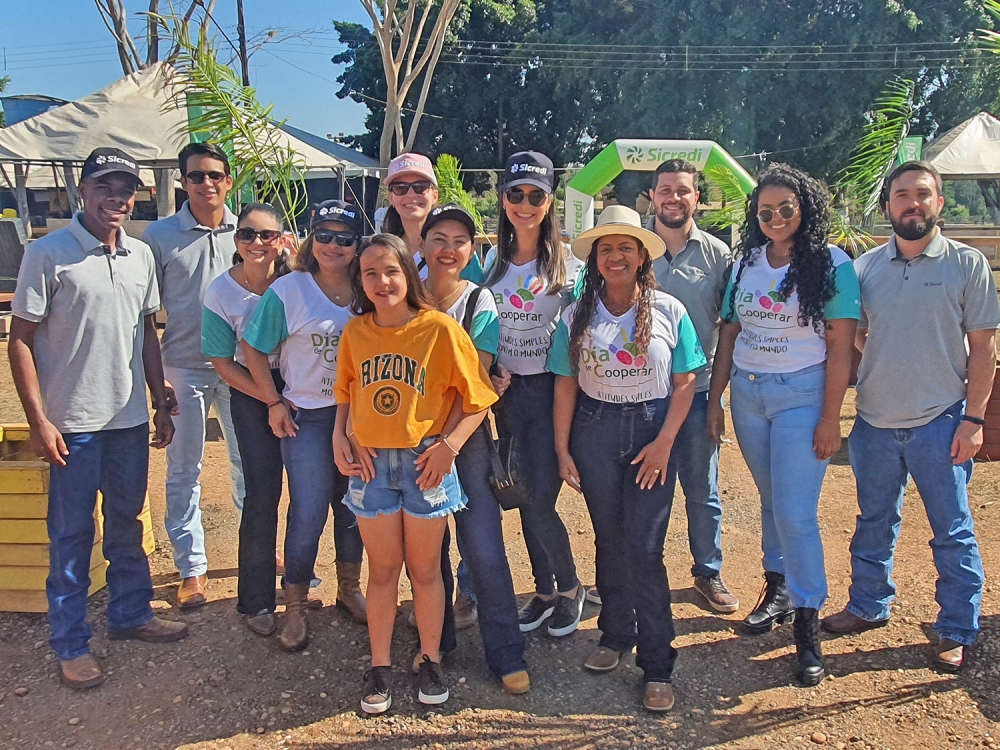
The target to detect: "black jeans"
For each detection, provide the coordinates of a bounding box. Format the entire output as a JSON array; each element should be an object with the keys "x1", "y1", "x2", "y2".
[
  {"x1": 495, "y1": 372, "x2": 578, "y2": 596},
  {"x1": 570, "y1": 394, "x2": 678, "y2": 683},
  {"x1": 231, "y1": 370, "x2": 285, "y2": 615}
]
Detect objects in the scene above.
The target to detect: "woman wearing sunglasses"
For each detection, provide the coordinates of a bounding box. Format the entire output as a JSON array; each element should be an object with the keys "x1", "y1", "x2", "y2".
[
  {"x1": 202, "y1": 204, "x2": 291, "y2": 636},
  {"x1": 382, "y1": 152, "x2": 483, "y2": 282},
  {"x1": 241, "y1": 200, "x2": 368, "y2": 651},
  {"x1": 483, "y1": 151, "x2": 587, "y2": 637},
  {"x1": 707, "y1": 164, "x2": 860, "y2": 687}
]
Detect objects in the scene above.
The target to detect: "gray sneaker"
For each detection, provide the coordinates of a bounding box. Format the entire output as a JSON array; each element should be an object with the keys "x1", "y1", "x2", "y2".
[{"x1": 694, "y1": 575, "x2": 739, "y2": 613}]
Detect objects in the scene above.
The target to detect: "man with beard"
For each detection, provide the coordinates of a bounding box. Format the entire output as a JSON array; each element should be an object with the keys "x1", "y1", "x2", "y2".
[
  {"x1": 822, "y1": 162, "x2": 999, "y2": 673},
  {"x1": 645, "y1": 160, "x2": 739, "y2": 614}
]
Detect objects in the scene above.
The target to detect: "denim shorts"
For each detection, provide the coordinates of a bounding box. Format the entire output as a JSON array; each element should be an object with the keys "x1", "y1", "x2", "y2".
[{"x1": 343, "y1": 435, "x2": 466, "y2": 519}]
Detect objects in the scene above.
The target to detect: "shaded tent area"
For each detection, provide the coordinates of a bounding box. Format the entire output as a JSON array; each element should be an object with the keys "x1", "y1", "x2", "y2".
[
  {"x1": 0, "y1": 63, "x2": 382, "y2": 239},
  {"x1": 924, "y1": 112, "x2": 1000, "y2": 224}
]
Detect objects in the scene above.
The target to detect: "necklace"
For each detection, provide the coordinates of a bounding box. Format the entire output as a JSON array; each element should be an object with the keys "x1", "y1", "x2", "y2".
[
  {"x1": 434, "y1": 283, "x2": 464, "y2": 311},
  {"x1": 241, "y1": 264, "x2": 267, "y2": 297},
  {"x1": 603, "y1": 290, "x2": 639, "y2": 317}
]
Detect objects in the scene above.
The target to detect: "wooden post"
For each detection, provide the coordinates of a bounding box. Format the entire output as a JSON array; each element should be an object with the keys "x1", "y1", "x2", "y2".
[
  {"x1": 154, "y1": 167, "x2": 176, "y2": 218},
  {"x1": 12, "y1": 164, "x2": 30, "y2": 238},
  {"x1": 62, "y1": 163, "x2": 82, "y2": 214}
]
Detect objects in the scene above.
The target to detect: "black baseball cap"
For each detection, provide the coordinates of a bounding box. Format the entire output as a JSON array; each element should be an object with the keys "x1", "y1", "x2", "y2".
[
  {"x1": 502, "y1": 151, "x2": 555, "y2": 193},
  {"x1": 421, "y1": 204, "x2": 476, "y2": 240},
  {"x1": 81, "y1": 148, "x2": 143, "y2": 185},
  {"x1": 311, "y1": 200, "x2": 363, "y2": 235}
]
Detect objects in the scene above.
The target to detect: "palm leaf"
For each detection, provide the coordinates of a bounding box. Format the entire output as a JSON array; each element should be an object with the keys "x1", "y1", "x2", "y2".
[
  {"x1": 827, "y1": 198, "x2": 876, "y2": 257},
  {"x1": 702, "y1": 164, "x2": 749, "y2": 230},
  {"x1": 836, "y1": 77, "x2": 916, "y2": 221},
  {"x1": 434, "y1": 154, "x2": 484, "y2": 235},
  {"x1": 979, "y1": 0, "x2": 1000, "y2": 55}
]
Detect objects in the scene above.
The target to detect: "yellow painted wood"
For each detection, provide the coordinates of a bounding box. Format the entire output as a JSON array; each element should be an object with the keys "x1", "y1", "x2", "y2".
[
  {"x1": 1, "y1": 559, "x2": 107, "y2": 591},
  {"x1": 0, "y1": 463, "x2": 49, "y2": 494},
  {"x1": 1, "y1": 424, "x2": 32, "y2": 441},
  {"x1": 0, "y1": 564, "x2": 107, "y2": 612},
  {"x1": 0, "y1": 494, "x2": 49, "y2": 519},
  {"x1": 0, "y1": 540, "x2": 103, "y2": 568},
  {"x1": 0, "y1": 517, "x2": 101, "y2": 545}
]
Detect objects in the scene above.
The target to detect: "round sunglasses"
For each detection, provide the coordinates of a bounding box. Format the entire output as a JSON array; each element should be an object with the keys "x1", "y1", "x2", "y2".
[
  {"x1": 185, "y1": 170, "x2": 227, "y2": 184},
  {"x1": 235, "y1": 227, "x2": 282, "y2": 243},
  {"x1": 757, "y1": 204, "x2": 799, "y2": 224},
  {"x1": 505, "y1": 187, "x2": 548, "y2": 207},
  {"x1": 388, "y1": 181, "x2": 434, "y2": 196},
  {"x1": 314, "y1": 229, "x2": 357, "y2": 246}
]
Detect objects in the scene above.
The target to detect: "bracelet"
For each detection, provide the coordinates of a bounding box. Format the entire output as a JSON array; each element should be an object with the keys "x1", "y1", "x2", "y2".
[
  {"x1": 266, "y1": 400, "x2": 283, "y2": 409},
  {"x1": 962, "y1": 414, "x2": 986, "y2": 426},
  {"x1": 439, "y1": 435, "x2": 460, "y2": 456}
]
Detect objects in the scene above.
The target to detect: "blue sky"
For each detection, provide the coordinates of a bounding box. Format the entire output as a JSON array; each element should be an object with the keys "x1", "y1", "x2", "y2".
[{"x1": 0, "y1": 0, "x2": 372, "y2": 137}]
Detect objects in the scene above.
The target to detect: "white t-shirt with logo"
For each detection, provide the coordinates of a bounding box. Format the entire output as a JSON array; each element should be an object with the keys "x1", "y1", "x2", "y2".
[
  {"x1": 201, "y1": 270, "x2": 279, "y2": 368},
  {"x1": 721, "y1": 244, "x2": 860, "y2": 373},
  {"x1": 547, "y1": 291, "x2": 707, "y2": 403},
  {"x1": 484, "y1": 247, "x2": 585, "y2": 375},
  {"x1": 242, "y1": 271, "x2": 353, "y2": 409}
]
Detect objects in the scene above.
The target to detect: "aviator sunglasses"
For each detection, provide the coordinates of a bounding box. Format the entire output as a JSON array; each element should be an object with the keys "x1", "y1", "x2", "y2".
[
  {"x1": 185, "y1": 170, "x2": 227, "y2": 184},
  {"x1": 756, "y1": 204, "x2": 799, "y2": 224},
  {"x1": 504, "y1": 187, "x2": 548, "y2": 207},
  {"x1": 235, "y1": 227, "x2": 282, "y2": 243},
  {"x1": 314, "y1": 229, "x2": 358, "y2": 247},
  {"x1": 388, "y1": 181, "x2": 434, "y2": 196}
]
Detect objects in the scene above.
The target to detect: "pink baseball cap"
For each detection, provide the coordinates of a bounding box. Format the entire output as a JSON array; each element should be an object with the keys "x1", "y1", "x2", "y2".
[{"x1": 385, "y1": 153, "x2": 437, "y2": 186}]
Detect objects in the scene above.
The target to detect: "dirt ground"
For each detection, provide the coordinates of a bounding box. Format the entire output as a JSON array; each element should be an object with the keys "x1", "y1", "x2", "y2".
[{"x1": 3, "y1": 343, "x2": 1000, "y2": 750}]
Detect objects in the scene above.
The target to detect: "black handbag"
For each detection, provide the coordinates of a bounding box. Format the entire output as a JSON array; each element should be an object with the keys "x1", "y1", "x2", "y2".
[{"x1": 461, "y1": 286, "x2": 530, "y2": 511}]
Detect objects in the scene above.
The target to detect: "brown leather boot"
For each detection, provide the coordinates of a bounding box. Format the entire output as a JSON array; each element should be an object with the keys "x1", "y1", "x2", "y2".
[
  {"x1": 279, "y1": 583, "x2": 310, "y2": 652},
  {"x1": 335, "y1": 562, "x2": 367, "y2": 624}
]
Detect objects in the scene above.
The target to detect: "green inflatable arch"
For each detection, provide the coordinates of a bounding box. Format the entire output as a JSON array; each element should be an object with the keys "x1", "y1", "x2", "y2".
[{"x1": 565, "y1": 139, "x2": 757, "y2": 238}]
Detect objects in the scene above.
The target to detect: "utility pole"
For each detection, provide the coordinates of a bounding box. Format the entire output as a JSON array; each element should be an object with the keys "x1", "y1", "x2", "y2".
[{"x1": 236, "y1": 0, "x2": 251, "y2": 87}]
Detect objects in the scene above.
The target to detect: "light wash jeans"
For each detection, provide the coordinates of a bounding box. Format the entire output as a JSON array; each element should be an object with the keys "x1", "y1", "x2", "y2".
[
  {"x1": 847, "y1": 401, "x2": 983, "y2": 646},
  {"x1": 164, "y1": 365, "x2": 245, "y2": 578},
  {"x1": 729, "y1": 362, "x2": 830, "y2": 611}
]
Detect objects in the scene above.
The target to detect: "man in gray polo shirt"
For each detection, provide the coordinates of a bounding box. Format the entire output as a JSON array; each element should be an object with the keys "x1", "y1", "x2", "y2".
[
  {"x1": 646, "y1": 159, "x2": 738, "y2": 613},
  {"x1": 822, "y1": 162, "x2": 1000, "y2": 673},
  {"x1": 9, "y1": 147, "x2": 188, "y2": 690},
  {"x1": 141, "y1": 142, "x2": 243, "y2": 609}
]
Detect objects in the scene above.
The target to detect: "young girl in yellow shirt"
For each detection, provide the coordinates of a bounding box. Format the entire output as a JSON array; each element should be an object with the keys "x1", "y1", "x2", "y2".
[{"x1": 333, "y1": 233, "x2": 497, "y2": 715}]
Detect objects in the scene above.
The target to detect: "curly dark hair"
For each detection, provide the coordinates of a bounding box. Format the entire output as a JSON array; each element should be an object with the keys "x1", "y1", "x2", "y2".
[
  {"x1": 724, "y1": 163, "x2": 834, "y2": 334},
  {"x1": 569, "y1": 239, "x2": 657, "y2": 368}
]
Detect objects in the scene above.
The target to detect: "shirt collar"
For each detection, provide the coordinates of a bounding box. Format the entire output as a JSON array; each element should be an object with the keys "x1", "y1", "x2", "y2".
[
  {"x1": 644, "y1": 216, "x2": 706, "y2": 257},
  {"x1": 68, "y1": 213, "x2": 129, "y2": 256},
  {"x1": 888, "y1": 227, "x2": 946, "y2": 260},
  {"x1": 177, "y1": 200, "x2": 237, "y2": 233}
]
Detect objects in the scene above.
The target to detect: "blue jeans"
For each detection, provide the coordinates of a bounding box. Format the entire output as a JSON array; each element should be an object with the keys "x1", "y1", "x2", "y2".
[
  {"x1": 495, "y1": 372, "x2": 578, "y2": 596},
  {"x1": 570, "y1": 394, "x2": 678, "y2": 683},
  {"x1": 281, "y1": 406, "x2": 362, "y2": 586},
  {"x1": 231, "y1": 370, "x2": 285, "y2": 615},
  {"x1": 452, "y1": 427, "x2": 526, "y2": 677},
  {"x1": 729, "y1": 363, "x2": 829, "y2": 611},
  {"x1": 847, "y1": 402, "x2": 983, "y2": 646},
  {"x1": 163, "y1": 365, "x2": 245, "y2": 578},
  {"x1": 47, "y1": 423, "x2": 154, "y2": 660},
  {"x1": 664, "y1": 390, "x2": 723, "y2": 578}
]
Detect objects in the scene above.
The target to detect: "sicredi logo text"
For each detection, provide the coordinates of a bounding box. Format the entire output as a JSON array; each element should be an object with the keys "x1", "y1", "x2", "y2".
[
  {"x1": 625, "y1": 147, "x2": 704, "y2": 165},
  {"x1": 512, "y1": 163, "x2": 548, "y2": 175},
  {"x1": 94, "y1": 154, "x2": 136, "y2": 169}
]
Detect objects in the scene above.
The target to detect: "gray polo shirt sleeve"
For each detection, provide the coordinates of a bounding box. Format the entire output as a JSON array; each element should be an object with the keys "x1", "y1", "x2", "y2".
[
  {"x1": 140, "y1": 223, "x2": 167, "y2": 296},
  {"x1": 12, "y1": 243, "x2": 53, "y2": 323},
  {"x1": 962, "y1": 252, "x2": 1000, "y2": 332},
  {"x1": 141, "y1": 246, "x2": 161, "y2": 317}
]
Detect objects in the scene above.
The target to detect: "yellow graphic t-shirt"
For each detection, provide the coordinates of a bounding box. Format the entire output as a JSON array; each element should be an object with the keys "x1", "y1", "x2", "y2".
[{"x1": 335, "y1": 309, "x2": 498, "y2": 448}]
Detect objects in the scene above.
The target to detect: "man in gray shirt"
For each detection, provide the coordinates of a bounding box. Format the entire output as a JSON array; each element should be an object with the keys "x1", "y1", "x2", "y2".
[
  {"x1": 822, "y1": 162, "x2": 1000, "y2": 673},
  {"x1": 647, "y1": 160, "x2": 738, "y2": 614},
  {"x1": 10, "y1": 148, "x2": 187, "y2": 690},
  {"x1": 141, "y1": 142, "x2": 243, "y2": 609}
]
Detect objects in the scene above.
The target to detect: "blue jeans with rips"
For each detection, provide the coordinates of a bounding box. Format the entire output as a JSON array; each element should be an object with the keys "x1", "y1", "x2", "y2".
[{"x1": 846, "y1": 401, "x2": 983, "y2": 646}]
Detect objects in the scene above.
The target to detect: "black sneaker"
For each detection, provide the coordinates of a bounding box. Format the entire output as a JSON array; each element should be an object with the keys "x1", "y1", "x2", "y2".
[
  {"x1": 360, "y1": 666, "x2": 393, "y2": 715},
  {"x1": 518, "y1": 595, "x2": 556, "y2": 632},
  {"x1": 547, "y1": 585, "x2": 585, "y2": 637},
  {"x1": 416, "y1": 655, "x2": 450, "y2": 705}
]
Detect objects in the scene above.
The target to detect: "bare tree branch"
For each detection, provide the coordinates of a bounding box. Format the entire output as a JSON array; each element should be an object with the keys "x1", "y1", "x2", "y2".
[{"x1": 146, "y1": 0, "x2": 160, "y2": 65}]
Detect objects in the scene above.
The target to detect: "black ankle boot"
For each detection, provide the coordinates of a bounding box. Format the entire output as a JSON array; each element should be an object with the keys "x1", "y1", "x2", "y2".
[
  {"x1": 793, "y1": 607, "x2": 826, "y2": 686},
  {"x1": 743, "y1": 572, "x2": 794, "y2": 635}
]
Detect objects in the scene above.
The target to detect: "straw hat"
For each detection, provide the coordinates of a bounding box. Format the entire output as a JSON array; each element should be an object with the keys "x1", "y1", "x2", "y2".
[{"x1": 570, "y1": 205, "x2": 666, "y2": 261}]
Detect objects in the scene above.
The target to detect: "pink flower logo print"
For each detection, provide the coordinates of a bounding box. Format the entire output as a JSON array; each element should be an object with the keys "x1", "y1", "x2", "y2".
[
  {"x1": 608, "y1": 328, "x2": 647, "y2": 368},
  {"x1": 504, "y1": 275, "x2": 544, "y2": 311},
  {"x1": 755, "y1": 281, "x2": 785, "y2": 312}
]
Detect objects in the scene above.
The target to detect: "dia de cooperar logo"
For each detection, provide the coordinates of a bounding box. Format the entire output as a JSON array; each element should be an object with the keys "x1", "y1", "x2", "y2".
[
  {"x1": 625, "y1": 146, "x2": 644, "y2": 164},
  {"x1": 373, "y1": 385, "x2": 401, "y2": 416}
]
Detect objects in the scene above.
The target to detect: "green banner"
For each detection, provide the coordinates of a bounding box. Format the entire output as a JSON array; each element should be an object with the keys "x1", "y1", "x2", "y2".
[{"x1": 898, "y1": 136, "x2": 924, "y2": 164}]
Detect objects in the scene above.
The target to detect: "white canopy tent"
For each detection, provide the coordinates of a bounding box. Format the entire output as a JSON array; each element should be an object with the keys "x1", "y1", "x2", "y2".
[{"x1": 923, "y1": 112, "x2": 1000, "y2": 180}]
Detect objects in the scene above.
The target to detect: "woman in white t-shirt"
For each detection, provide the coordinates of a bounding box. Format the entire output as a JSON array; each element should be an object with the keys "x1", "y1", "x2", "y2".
[
  {"x1": 706, "y1": 164, "x2": 860, "y2": 688},
  {"x1": 483, "y1": 151, "x2": 587, "y2": 637},
  {"x1": 202, "y1": 203, "x2": 291, "y2": 637},
  {"x1": 241, "y1": 200, "x2": 367, "y2": 652},
  {"x1": 548, "y1": 205, "x2": 706, "y2": 713}
]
